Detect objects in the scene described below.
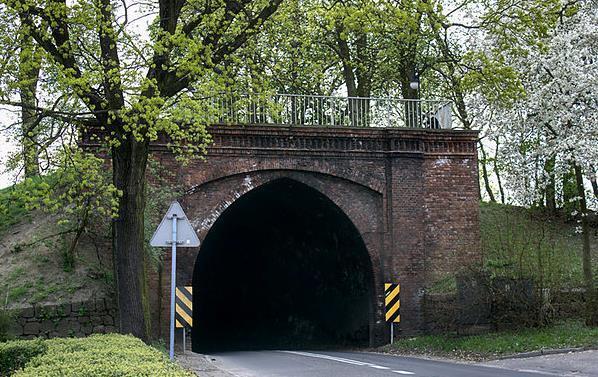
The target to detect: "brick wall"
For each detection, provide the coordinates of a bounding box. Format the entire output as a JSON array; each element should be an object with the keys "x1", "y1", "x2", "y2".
[{"x1": 85, "y1": 125, "x2": 480, "y2": 346}]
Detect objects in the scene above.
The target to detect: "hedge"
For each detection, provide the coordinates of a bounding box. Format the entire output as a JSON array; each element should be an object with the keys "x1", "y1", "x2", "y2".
[
  {"x1": 1, "y1": 334, "x2": 193, "y2": 376},
  {"x1": 0, "y1": 339, "x2": 47, "y2": 375}
]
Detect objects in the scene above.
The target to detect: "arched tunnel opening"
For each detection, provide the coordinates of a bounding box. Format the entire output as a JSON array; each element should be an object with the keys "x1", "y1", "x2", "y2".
[{"x1": 192, "y1": 178, "x2": 374, "y2": 352}]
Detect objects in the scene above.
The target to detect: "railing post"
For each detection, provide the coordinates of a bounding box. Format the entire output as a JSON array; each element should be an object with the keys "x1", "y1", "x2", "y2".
[
  {"x1": 331, "y1": 99, "x2": 335, "y2": 127},
  {"x1": 291, "y1": 95, "x2": 296, "y2": 126},
  {"x1": 211, "y1": 93, "x2": 450, "y2": 129}
]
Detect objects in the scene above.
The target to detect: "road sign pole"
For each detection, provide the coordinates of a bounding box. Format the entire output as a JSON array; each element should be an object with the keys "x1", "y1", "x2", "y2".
[
  {"x1": 151, "y1": 201, "x2": 200, "y2": 360},
  {"x1": 390, "y1": 323, "x2": 394, "y2": 344},
  {"x1": 169, "y1": 214, "x2": 178, "y2": 361},
  {"x1": 183, "y1": 327, "x2": 186, "y2": 353}
]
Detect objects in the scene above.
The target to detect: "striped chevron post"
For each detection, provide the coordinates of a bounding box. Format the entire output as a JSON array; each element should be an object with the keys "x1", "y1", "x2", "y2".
[
  {"x1": 385, "y1": 282, "x2": 400, "y2": 343},
  {"x1": 175, "y1": 286, "x2": 193, "y2": 328},
  {"x1": 175, "y1": 286, "x2": 193, "y2": 352}
]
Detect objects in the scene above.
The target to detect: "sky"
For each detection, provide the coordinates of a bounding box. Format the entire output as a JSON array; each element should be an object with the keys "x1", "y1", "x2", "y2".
[
  {"x1": 0, "y1": 0, "x2": 153, "y2": 189},
  {"x1": 0, "y1": 113, "x2": 17, "y2": 189}
]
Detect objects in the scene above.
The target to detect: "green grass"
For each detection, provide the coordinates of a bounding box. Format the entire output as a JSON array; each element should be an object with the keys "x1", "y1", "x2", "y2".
[
  {"x1": 8, "y1": 284, "x2": 31, "y2": 302},
  {"x1": 7, "y1": 268, "x2": 25, "y2": 283},
  {"x1": 479, "y1": 202, "x2": 596, "y2": 289},
  {"x1": 426, "y1": 202, "x2": 597, "y2": 293},
  {"x1": 1, "y1": 334, "x2": 194, "y2": 376},
  {"x1": 0, "y1": 185, "x2": 31, "y2": 236},
  {"x1": 383, "y1": 321, "x2": 598, "y2": 360}
]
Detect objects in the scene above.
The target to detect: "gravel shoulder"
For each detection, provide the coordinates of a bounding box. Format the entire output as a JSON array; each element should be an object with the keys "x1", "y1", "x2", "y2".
[{"x1": 177, "y1": 351, "x2": 236, "y2": 377}]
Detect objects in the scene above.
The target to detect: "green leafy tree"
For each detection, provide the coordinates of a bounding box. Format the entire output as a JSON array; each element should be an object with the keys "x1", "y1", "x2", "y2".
[
  {"x1": 0, "y1": 0, "x2": 282, "y2": 340},
  {"x1": 244, "y1": 0, "x2": 443, "y2": 99}
]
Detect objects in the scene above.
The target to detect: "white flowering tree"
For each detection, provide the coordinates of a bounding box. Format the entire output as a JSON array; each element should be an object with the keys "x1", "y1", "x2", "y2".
[{"x1": 487, "y1": 0, "x2": 598, "y2": 324}]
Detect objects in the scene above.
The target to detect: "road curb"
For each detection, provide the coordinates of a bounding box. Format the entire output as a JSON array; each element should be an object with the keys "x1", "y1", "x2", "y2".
[{"x1": 497, "y1": 346, "x2": 597, "y2": 360}]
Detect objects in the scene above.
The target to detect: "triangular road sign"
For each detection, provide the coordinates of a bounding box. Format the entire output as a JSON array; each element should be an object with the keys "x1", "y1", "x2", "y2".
[{"x1": 150, "y1": 201, "x2": 200, "y2": 247}]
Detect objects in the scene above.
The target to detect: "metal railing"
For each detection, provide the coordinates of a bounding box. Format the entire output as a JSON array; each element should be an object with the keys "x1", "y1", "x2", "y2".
[{"x1": 206, "y1": 93, "x2": 452, "y2": 129}]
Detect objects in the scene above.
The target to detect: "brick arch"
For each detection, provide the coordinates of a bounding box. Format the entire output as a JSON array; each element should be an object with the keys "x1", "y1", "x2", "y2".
[
  {"x1": 171, "y1": 169, "x2": 385, "y2": 346},
  {"x1": 181, "y1": 158, "x2": 386, "y2": 195},
  {"x1": 184, "y1": 169, "x2": 382, "y2": 237}
]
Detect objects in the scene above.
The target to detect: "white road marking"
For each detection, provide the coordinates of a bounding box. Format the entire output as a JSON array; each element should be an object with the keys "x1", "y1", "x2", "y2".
[
  {"x1": 517, "y1": 369, "x2": 561, "y2": 375},
  {"x1": 281, "y1": 351, "x2": 415, "y2": 374},
  {"x1": 370, "y1": 365, "x2": 390, "y2": 369},
  {"x1": 281, "y1": 351, "x2": 367, "y2": 366}
]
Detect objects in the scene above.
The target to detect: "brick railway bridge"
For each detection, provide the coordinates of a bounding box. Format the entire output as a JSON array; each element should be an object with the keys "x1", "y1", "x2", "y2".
[{"x1": 94, "y1": 94, "x2": 481, "y2": 350}]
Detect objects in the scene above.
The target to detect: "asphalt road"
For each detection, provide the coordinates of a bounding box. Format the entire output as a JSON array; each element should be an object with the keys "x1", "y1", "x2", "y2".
[{"x1": 209, "y1": 350, "x2": 553, "y2": 377}]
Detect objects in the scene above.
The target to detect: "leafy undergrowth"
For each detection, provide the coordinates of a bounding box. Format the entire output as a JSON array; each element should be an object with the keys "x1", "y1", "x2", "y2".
[
  {"x1": 1, "y1": 334, "x2": 194, "y2": 376},
  {"x1": 381, "y1": 321, "x2": 598, "y2": 361}
]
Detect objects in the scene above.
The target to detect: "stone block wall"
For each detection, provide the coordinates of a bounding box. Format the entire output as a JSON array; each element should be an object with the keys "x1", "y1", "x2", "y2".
[{"x1": 9, "y1": 298, "x2": 117, "y2": 339}]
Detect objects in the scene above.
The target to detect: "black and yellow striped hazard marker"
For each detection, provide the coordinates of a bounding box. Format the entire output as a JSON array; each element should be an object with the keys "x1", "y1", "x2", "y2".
[
  {"x1": 385, "y1": 283, "x2": 400, "y2": 323},
  {"x1": 175, "y1": 286, "x2": 193, "y2": 328}
]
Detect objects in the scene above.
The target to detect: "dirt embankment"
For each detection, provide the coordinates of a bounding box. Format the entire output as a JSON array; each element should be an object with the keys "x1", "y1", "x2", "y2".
[{"x1": 0, "y1": 212, "x2": 113, "y2": 309}]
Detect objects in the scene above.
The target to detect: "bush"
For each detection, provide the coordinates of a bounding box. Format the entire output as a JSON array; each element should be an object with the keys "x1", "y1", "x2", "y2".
[
  {"x1": 0, "y1": 339, "x2": 47, "y2": 375},
  {"x1": 0, "y1": 309, "x2": 14, "y2": 342},
  {"x1": 12, "y1": 334, "x2": 193, "y2": 377}
]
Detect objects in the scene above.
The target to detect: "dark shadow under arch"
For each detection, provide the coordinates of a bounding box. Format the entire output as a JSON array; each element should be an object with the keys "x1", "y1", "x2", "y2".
[{"x1": 192, "y1": 178, "x2": 374, "y2": 352}]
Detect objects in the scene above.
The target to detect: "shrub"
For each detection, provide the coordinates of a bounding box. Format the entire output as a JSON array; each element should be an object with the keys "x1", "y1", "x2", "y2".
[
  {"x1": 13, "y1": 334, "x2": 193, "y2": 377},
  {"x1": 0, "y1": 309, "x2": 14, "y2": 342},
  {"x1": 0, "y1": 339, "x2": 47, "y2": 375}
]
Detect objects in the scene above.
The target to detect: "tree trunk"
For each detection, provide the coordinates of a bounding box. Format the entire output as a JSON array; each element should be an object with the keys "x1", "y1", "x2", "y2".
[
  {"x1": 112, "y1": 136, "x2": 151, "y2": 340},
  {"x1": 334, "y1": 22, "x2": 357, "y2": 98},
  {"x1": 333, "y1": 23, "x2": 368, "y2": 127},
  {"x1": 479, "y1": 142, "x2": 496, "y2": 202},
  {"x1": 493, "y1": 137, "x2": 505, "y2": 204},
  {"x1": 589, "y1": 166, "x2": 598, "y2": 200},
  {"x1": 573, "y1": 163, "x2": 598, "y2": 326},
  {"x1": 544, "y1": 157, "x2": 556, "y2": 213},
  {"x1": 18, "y1": 25, "x2": 41, "y2": 178},
  {"x1": 562, "y1": 167, "x2": 577, "y2": 215}
]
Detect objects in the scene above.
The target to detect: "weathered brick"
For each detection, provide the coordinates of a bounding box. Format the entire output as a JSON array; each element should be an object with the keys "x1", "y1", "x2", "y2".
[{"x1": 91, "y1": 125, "x2": 480, "y2": 345}]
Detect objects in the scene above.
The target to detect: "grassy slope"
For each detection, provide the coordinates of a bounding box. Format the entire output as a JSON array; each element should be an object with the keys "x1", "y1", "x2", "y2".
[
  {"x1": 480, "y1": 202, "x2": 598, "y2": 288},
  {"x1": 384, "y1": 203, "x2": 598, "y2": 360},
  {"x1": 424, "y1": 202, "x2": 597, "y2": 294},
  {"x1": 0, "y1": 185, "x2": 113, "y2": 309},
  {"x1": 382, "y1": 320, "x2": 598, "y2": 360}
]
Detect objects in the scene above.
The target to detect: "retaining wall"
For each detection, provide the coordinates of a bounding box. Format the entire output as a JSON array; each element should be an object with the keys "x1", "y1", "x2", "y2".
[{"x1": 8, "y1": 298, "x2": 117, "y2": 339}]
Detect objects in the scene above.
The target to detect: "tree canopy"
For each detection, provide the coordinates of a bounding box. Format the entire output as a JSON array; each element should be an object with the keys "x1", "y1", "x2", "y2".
[
  {"x1": 0, "y1": 0, "x2": 597, "y2": 335},
  {"x1": 0, "y1": 0, "x2": 285, "y2": 339}
]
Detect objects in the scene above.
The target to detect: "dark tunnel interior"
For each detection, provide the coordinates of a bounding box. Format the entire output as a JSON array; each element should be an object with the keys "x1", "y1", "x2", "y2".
[{"x1": 192, "y1": 178, "x2": 373, "y2": 352}]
